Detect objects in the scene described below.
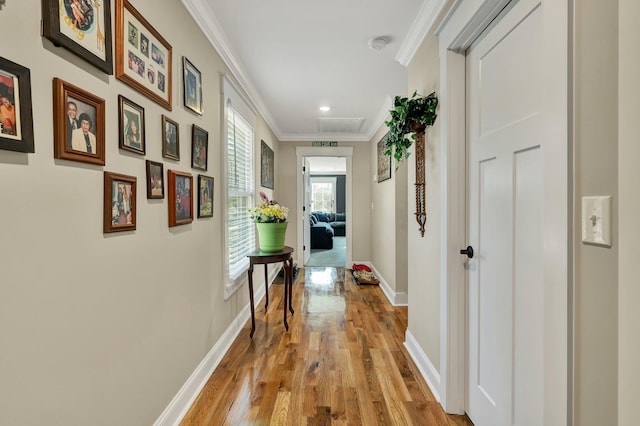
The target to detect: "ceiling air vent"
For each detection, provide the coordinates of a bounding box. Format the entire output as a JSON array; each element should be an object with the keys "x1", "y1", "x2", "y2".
[{"x1": 317, "y1": 117, "x2": 365, "y2": 133}]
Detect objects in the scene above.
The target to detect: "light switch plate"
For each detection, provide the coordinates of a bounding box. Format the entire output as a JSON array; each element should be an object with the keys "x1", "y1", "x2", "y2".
[{"x1": 582, "y1": 196, "x2": 612, "y2": 247}]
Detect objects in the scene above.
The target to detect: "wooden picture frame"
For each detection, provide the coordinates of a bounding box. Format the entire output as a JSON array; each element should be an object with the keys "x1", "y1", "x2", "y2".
[
  {"x1": 115, "y1": 0, "x2": 172, "y2": 109},
  {"x1": 183, "y1": 57, "x2": 203, "y2": 115},
  {"x1": 0, "y1": 57, "x2": 34, "y2": 153},
  {"x1": 168, "y1": 170, "x2": 193, "y2": 227},
  {"x1": 118, "y1": 95, "x2": 145, "y2": 154},
  {"x1": 53, "y1": 78, "x2": 105, "y2": 165},
  {"x1": 41, "y1": 0, "x2": 114, "y2": 74},
  {"x1": 103, "y1": 171, "x2": 136, "y2": 233},
  {"x1": 377, "y1": 133, "x2": 391, "y2": 183},
  {"x1": 161, "y1": 115, "x2": 179, "y2": 160},
  {"x1": 260, "y1": 140, "x2": 274, "y2": 189},
  {"x1": 191, "y1": 124, "x2": 208, "y2": 171},
  {"x1": 145, "y1": 159, "x2": 164, "y2": 199},
  {"x1": 198, "y1": 174, "x2": 214, "y2": 218}
]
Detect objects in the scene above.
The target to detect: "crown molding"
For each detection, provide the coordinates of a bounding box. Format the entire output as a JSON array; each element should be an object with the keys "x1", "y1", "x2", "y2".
[
  {"x1": 279, "y1": 133, "x2": 371, "y2": 142},
  {"x1": 181, "y1": 0, "x2": 283, "y2": 139},
  {"x1": 395, "y1": 0, "x2": 451, "y2": 66},
  {"x1": 366, "y1": 95, "x2": 392, "y2": 140}
]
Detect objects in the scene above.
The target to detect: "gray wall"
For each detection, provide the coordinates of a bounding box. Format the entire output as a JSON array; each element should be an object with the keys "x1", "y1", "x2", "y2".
[
  {"x1": 0, "y1": 1, "x2": 279, "y2": 424},
  {"x1": 573, "y1": 1, "x2": 619, "y2": 424},
  {"x1": 618, "y1": 0, "x2": 640, "y2": 423}
]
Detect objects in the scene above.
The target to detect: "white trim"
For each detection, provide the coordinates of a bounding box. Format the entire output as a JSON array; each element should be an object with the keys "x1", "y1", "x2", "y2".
[
  {"x1": 279, "y1": 133, "x2": 370, "y2": 142},
  {"x1": 154, "y1": 267, "x2": 278, "y2": 426},
  {"x1": 181, "y1": 0, "x2": 280, "y2": 137},
  {"x1": 296, "y1": 147, "x2": 353, "y2": 268},
  {"x1": 353, "y1": 261, "x2": 408, "y2": 306},
  {"x1": 396, "y1": 0, "x2": 451, "y2": 66},
  {"x1": 404, "y1": 330, "x2": 441, "y2": 402}
]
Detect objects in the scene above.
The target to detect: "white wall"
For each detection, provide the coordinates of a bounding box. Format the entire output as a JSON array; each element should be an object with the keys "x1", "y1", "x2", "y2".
[
  {"x1": 405, "y1": 33, "x2": 443, "y2": 372},
  {"x1": 618, "y1": 0, "x2": 640, "y2": 423},
  {"x1": 0, "y1": 1, "x2": 278, "y2": 424},
  {"x1": 573, "y1": 1, "x2": 619, "y2": 424}
]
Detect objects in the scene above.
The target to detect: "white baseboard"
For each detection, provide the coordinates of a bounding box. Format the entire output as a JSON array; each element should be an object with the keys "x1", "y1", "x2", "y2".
[
  {"x1": 352, "y1": 261, "x2": 408, "y2": 306},
  {"x1": 154, "y1": 267, "x2": 279, "y2": 426},
  {"x1": 404, "y1": 329, "x2": 441, "y2": 402}
]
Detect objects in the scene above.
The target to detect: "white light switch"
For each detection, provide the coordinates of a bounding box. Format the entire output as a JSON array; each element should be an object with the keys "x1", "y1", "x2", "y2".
[{"x1": 582, "y1": 196, "x2": 612, "y2": 247}]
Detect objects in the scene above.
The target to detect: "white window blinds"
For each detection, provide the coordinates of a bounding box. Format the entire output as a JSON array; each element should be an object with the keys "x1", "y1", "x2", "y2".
[{"x1": 226, "y1": 107, "x2": 255, "y2": 281}]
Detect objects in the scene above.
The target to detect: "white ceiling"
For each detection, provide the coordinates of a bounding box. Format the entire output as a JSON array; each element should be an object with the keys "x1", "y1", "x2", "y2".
[{"x1": 182, "y1": 0, "x2": 442, "y2": 141}]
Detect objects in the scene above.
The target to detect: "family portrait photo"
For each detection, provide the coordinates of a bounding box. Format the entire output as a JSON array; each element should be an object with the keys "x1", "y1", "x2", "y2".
[
  {"x1": 146, "y1": 160, "x2": 164, "y2": 199},
  {"x1": 103, "y1": 171, "x2": 136, "y2": 233},
  {"x1": 198, "y1": 175, "x2": 214, "y2": 218},
  {"x1": 0, "y1": 57, "x2": 34, "y2": 153},
  {"x1": 162, "y1": 115, "x2": 179, "y2": 160},
  {"x1": 168, "y1": 170, "x2": 193, "y2": 227},
  {"x1": 191, "y1": 125, "x2": 208, "y2": 171}
]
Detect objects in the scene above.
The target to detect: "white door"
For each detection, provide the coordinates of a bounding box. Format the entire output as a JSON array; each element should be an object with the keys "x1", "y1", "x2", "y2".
[
  {"x1": 302, "y1": 158, "x2": 311, "y2": 264},
  {"x1": 465, "y1": 0, "x2": 566, "y2": 424}
]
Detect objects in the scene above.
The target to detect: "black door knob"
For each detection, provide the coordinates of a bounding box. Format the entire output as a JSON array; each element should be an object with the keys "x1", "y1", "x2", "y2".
[{"x1": 460, "y1": 246, "x2": 474, "y2": 258}]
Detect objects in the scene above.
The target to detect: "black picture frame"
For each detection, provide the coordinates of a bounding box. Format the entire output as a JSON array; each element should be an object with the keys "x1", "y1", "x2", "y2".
[
  {"x1": 183, "y1": 57, "x2": 203, "y2": 115},
  {"x1": 145, "y1": 159, "x2": 164, "y2": 199},
  {"x1": 191, "y1": 124, "x2": 208, "y2": 171},
  {"x1": 118, "y1": 95, "x2": 145, "y2": 155},
  {"x1": 377, "y1": 133, "x2": 391, "y2": 183},
  {"x1": 0, "y1": 57, "x2": 34, "y2": 153},
  {"x1": 197, "y1": 174, "x2": 214, "y2": 218},
  {"x1": 261, "y1": 140, "x2": 274, "y2": 189},
  {"x1": 162, "y1": 114, "x2": 179, "y2": 160},
  {"x1": 41, "y1": 0, "x2": 114, "y2": 74}
]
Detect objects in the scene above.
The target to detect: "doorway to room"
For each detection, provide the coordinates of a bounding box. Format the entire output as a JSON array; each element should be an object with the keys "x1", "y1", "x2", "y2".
[
  {"x1": 295, "y1": 146, "x2": 353, "y2": 269},
  {"x1": 305, "y1": 157, "x2": 347, "y2": 268}
]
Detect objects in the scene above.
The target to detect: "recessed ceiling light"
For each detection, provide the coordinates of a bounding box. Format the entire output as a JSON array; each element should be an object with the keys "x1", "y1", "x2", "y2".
[{"x1": 319, "y1": 106, "x2": 331, "y2": 112}]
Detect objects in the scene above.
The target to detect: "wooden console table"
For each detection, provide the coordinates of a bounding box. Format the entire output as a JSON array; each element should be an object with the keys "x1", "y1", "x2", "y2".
[{"x1": 246, "y1": 246, "x2": 295, "y2": 338}]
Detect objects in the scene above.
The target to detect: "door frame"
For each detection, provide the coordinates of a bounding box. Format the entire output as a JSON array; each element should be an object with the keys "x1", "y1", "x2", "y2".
[
  {"x1": 435, "y1": 0, "x2": 571, "y2": 421},
  {"x1": 295, "y1": 146, "x2": 353, "y2": 267}
]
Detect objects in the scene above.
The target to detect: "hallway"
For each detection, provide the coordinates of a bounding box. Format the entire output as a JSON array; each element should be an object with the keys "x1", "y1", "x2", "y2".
[{"x1": 181, "y1": 267, "x2": 471, "y2": 425}]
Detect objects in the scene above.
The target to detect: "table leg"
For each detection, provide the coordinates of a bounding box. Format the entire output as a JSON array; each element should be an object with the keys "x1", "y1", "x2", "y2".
[
  {"x1": 264, "y1": 264, "x2": 269, "y2": 310},
  {"x1": 287, "y1": 256, "x2": 295, "y2": 315},
  {"x1": 248, "y1": 264, "x2": 256, "y2": 338},
  {"x1": 283, "y1": 260, "x2": 289, "y2": 331}
]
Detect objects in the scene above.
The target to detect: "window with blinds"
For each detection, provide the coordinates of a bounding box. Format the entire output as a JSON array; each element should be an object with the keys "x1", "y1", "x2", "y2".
[{"x1": 226, "y1": 107, "x2": 255, "y2": 281}]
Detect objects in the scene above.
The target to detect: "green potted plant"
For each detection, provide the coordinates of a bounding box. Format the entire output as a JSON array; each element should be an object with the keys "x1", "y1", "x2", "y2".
[
  {"x1": 384, "y1": 91, "x2": 438, "y2": 165},
  {"x1": 248, "y1": 192, "x2": 289, "y2": 252}
]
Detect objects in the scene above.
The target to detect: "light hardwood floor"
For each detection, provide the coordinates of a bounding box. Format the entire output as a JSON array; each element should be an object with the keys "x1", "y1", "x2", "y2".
[{"x1": 181, "y1": 267, "x2": 472, "y2": 425}]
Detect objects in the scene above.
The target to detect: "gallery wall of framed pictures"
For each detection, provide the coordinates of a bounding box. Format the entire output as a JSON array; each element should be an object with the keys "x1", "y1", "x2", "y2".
[{"x1": 0, "y1": 0, "x2": 227, "y2": 235}]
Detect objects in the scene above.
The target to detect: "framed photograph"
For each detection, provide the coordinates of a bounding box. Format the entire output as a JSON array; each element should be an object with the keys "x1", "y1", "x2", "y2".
[
  {"x1": 191, "y1": 124, "x2": 208, "y2": 171},
  {"x1": 198, "y1": 175, "x2": 214, "y2": 218},
  {"x1": 53, "y1": 78, "x2": 105, "y2": 165},
  {"x1": 377, "y1": 133, "x2": 391, "y2": 183},
  {"x1": 115, "y1": 0, "x2": 172, "y2": 109},
  {"x1": 168, "y1": 170, "x2": 193, "y2": 227},
  {"x1": 118, "y1": 95, "x2": 145, "y2": 154},
  {"x1": 103, "y1": 171, "x2": 136, "y2": 233},
  {"x1": 145, "y1": 159, "x2": 164, "y2": 199},
  {"x1": 162, "y1": 115, "x2": 179, "y2": 160},
  {"x1": 183, "y1": 57, "x2": 203, "y2": 115},
  {"x1": 0, "y1": 57, "x2": 34, "y2": 153},
  {"x1": 41, "y1": 0, "x2": 114, "y2": 74},
  {"x1": 260, "y1": 140, "x2": 274, "y2": 189}
]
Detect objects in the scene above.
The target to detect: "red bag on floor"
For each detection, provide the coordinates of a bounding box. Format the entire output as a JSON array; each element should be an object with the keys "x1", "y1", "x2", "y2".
[{"x1": 352, "y1": 263, "x2": 371, "y2": 272}]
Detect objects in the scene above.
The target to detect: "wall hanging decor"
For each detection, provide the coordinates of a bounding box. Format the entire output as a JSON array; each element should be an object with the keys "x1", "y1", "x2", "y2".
[
  {"x1": 377, "y1": 132, "x2": 391, "y2": 183},
  {"x1": 115, "y1": 0, "x2": 172, "y2": 109},
  {"x1": 103, "y1": 171, "x2": 136, "y2": 233},
  {"x1": 168, "y1": 169, "x2": 193, "y2": 227},
  {"x1": 53, "y1": 77, "x2": 105, "y2": 165},
  {"x1": 197, "y1": 174, "x2": 214, "y2": 218},
  {"x1": 183, "y1": 57, "x2": 203, "y2": 115},
  {"x1": 384, "y1": 91, "x2": 438, "y2": 237},
  {"x1": 191, "y1": 124, "x2": 208, "y2": 171},
  {"x1": 261, "y1": 140, "x2": 274, "y2": 189},
  {"x1": 0, "y1": 56, "x2": 34, "y2": 153},
  {"x1": 145, "y1": 159, "x2": 164, "y2": 199},
  {"x1": 161, "y1": 114, "x2": 179, "y2": 160},
  {"x1": 42, "y1": 0, "x2": 114, "y2": 74},
  {"x1": 118, "y1": 95, "x2": 145, "y2": 155}
]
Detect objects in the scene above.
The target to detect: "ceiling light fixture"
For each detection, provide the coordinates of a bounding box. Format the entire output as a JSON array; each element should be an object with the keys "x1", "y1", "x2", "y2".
[
  {"x1": 319, "y1": 106, "x2": 331, "y2": 112},
  {"x1": 368, "y1": 37, "x2": 388, "y2": 51}
]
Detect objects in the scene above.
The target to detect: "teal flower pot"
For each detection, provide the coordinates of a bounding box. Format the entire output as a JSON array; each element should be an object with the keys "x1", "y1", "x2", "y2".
[{"x1": 255, "y1": 222, "x2": 287, "y2": 253}]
